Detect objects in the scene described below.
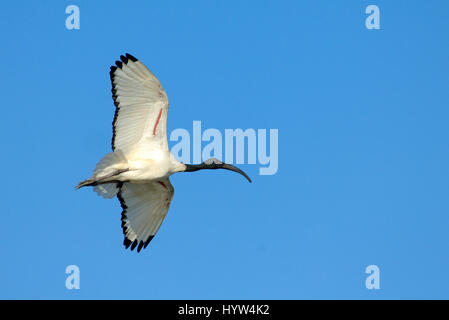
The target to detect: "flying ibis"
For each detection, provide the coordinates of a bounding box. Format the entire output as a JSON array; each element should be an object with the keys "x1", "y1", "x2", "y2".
[{"x1": 76, "y1": 53, "x2": 251, "y2": 252}]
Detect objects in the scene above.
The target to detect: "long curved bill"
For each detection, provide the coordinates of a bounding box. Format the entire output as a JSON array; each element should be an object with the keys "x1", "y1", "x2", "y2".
[
  {"x1": 219, "y1": 163, "x2": 252, "y2": 183},
  {"x1": 184, "y1": 158, "x2": 252, "y2": 183}
]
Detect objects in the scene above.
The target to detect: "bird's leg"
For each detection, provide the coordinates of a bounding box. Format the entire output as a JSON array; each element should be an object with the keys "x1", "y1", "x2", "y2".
[{"x1": 76, "y1": 168, "x2": 130, "y2": 189}]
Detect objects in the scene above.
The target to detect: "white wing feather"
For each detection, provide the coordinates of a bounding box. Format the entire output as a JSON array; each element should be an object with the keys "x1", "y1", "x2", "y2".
[
  {"x1": 110, "y1": 54, "x2": 169, "y2": 158},
  {"x1": 118, "y1": 178, "x2": 174, "y2": 252},
  {"x1": 108, "y1": 55, "x2": 175, "y2": 252}
]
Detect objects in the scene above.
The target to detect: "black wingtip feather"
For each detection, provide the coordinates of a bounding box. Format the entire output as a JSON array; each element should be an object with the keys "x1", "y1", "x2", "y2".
[
  {"x1": 120, "y1": 55, "x2": 128, "y2": 64},
  {"x1": 124, "y1": 238, "x2": 132, "y2": 249},
  {"x1": 131, "y1": 240, "x2": 138, "y2": 251},
  {"x1": 144, "y1": 236, "x2": 155, "y2": 249},
  {"x1": 125, "y1": 53, "x2": 138, "y2": 62},
  {"x1": 137, "y1": 241, "x2": 144, "y2": 253},
  {"x1": 115, "y1": 60, "x2": 123, "y2": 69}
]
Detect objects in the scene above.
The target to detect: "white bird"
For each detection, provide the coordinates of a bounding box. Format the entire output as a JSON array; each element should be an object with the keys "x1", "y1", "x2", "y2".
[{"x1": 76, "y1": 53, "x2": 251, "y2": 252}]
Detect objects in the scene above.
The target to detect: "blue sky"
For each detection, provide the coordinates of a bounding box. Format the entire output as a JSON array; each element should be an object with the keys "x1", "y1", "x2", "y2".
[{"x1": 1, "y1": 1, "x2": 448, "y2": 299}]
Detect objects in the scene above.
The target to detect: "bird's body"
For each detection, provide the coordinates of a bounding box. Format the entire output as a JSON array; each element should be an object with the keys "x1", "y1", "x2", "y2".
[
  {"x1": 121, "y1": 152, "x2": 182, "y2": 182},
  {"x1": 77, "y1": 53, "x2": 250, "y2": 252}
]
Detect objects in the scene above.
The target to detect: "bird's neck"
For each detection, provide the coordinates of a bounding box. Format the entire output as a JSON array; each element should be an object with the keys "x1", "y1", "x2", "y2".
[{"x1": 168, "y1": 154, "x2": 189, "y2": 174}]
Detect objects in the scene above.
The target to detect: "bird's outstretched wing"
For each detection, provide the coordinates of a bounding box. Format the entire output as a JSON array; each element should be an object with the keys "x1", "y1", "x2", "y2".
[
  {"x1": 110, "y1": 53, "x2": 169, "y2": 158},
  {"x1": 118, "y1": 178, "x2": 174, "y2": 252}
]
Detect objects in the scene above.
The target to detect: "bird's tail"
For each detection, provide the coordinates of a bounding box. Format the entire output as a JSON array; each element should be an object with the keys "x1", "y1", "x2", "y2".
[{"x1": 76, "y1": 150, "x2": 129, "y2": 198}]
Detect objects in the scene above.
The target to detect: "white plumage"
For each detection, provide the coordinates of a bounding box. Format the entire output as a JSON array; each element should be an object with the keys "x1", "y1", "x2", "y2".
[{"x1": 77, "y1": 53, "x2": 251, "y2": 252}]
